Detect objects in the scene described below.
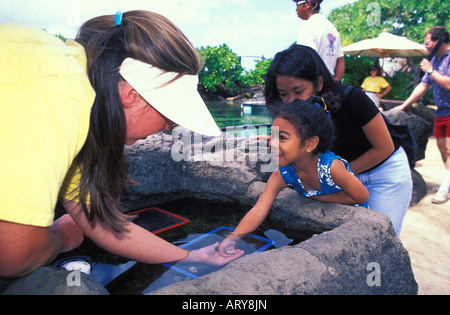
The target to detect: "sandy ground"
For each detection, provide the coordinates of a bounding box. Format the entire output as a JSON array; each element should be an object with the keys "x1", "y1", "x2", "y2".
[{"x1": 400, "y1": 137, "x2": 450, "y2": 295}]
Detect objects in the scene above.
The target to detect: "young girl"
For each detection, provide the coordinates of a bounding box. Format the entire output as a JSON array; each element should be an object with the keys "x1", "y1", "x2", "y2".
[{"x1": 218, "y1": 98, "x2": 369, "y2": 256}]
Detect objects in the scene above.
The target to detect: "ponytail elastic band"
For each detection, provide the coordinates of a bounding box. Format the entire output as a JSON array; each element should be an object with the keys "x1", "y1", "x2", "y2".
[
  {"x1": 320, "y1": 97, "x2": 331, "y2": 118},
  {"x1": 321, "y1": 97, "x2": 328, "y2": 112},
  {"x1": 314, "y1": 103, "x2": 322, "y2": 110},
  {"x1": 115, "y1": 11, "x2": 123, "y2": 26},
  {"x1": 314, "y1": 102, "x2": 331, "y2": 118},
  {"x1": 307, "y1": 96, "x2": 331, "y2": 118}
]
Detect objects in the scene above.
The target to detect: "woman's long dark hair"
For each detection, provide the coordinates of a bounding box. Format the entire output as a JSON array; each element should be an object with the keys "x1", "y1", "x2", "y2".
[
  {"x1": 265, "y1": 45, "x2": 342, "y2": 115},
  {"x1": 74, "y1": 11, "x2": 202, "y2": 232}
]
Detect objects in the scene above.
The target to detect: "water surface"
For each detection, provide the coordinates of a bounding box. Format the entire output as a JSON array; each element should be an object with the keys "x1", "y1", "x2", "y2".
[
  {"x1": 52, "y1": 200, "x2": 280, "y2": 294},
  {"x1": 207, "y1": 101, "x2": 272, "y2": 127}
]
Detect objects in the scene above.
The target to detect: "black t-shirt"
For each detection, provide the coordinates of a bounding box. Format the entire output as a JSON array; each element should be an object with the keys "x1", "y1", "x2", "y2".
[{"x1": 331, "y1": 86, "x2": 381, "y2": 163}]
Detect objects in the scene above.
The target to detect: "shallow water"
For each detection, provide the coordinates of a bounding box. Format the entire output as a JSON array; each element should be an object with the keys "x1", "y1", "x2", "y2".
[{"x1": 51, "y1": 199, "x2": 301, "y2": 295}]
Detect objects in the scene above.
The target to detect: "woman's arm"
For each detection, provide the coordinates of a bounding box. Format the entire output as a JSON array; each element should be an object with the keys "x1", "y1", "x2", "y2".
[
  {"x1": 61, "y1": 199, "x2": 243, "y2": 265},
  {"x1": 378, "y1": 85, "x2": 391, "y2": 98},
  {"x1": 0, "y1": 214, "x2": 84, "y2": 278},
  {"x1": 349, "y1": 113, "x2": 395, "y2": 174}
]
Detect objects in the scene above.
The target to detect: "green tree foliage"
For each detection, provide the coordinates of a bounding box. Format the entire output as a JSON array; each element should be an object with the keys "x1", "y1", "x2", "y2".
[
  {"x1": 197, "y1": 45, "x2": 272, "y2": 96},
  {"x1": 55, "y1": 33, "x2": 67, "y2": 42},
  {"x1": 241, "y1": 59, "x2": 273, "y2": 86},
  {"x1": 197, "y1": 44, "x2": 244, "y2": 94}
]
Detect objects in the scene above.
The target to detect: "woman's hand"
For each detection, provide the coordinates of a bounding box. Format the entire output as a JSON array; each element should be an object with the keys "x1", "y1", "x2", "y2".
[{"x1": 183, "y1": 242, "x2": 244, "y2": 266}]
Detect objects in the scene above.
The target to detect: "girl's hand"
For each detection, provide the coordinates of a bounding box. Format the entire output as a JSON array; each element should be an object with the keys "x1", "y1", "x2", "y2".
[{"x1": 218, "y1": 235, "x2": 239, "y2": 257}]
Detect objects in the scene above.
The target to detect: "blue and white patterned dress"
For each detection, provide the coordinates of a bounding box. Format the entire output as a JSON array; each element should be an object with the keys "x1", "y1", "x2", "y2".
[{"x1": 279, "y1": 151, "x2": 368, "y2": 208}]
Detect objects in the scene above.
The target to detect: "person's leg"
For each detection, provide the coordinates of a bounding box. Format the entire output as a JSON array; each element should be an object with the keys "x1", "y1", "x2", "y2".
[
  {"x1": 357, "y1": 148, "x2": 412, "y2": 236},
  {"x1": 432, "y1": 116, "x2": 450, "y2": 204},
  {"x1": 432, "y1": 137, "x2": 450, "y2": 204}
]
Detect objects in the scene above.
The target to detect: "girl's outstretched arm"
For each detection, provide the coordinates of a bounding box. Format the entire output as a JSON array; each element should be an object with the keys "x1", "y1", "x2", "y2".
[{"x1": 218, "y1": 169, "x2": 286, "y2": 256}]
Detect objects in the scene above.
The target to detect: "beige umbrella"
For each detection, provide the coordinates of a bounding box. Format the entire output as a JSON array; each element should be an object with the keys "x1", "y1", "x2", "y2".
[{"x1": 343, "y1": 31, "x2": 428, "y2": 58}]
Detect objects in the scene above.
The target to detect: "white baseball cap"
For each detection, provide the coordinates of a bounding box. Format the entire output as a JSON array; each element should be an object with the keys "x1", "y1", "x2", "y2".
[{"x1": 119, "y1": 57, "x2": 221, "y2": 137}]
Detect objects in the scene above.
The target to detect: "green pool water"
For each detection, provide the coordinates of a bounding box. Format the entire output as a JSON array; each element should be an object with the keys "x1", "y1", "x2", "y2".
[{"x1": 207, "y1": 101, "x2": 272, "y2": 137}]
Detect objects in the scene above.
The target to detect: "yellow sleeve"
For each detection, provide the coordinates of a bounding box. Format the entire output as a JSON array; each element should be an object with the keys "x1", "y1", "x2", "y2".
[
  {"x1": 59, "y1": 163, "x2": 91, "y2": 204},
  {"x1": 0, "y1": 24, "x2": 94, "y2": 227}
]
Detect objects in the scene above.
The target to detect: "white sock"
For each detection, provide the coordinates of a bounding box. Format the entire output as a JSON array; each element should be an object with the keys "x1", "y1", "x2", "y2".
[{"x1": 439, "y1": 169, "x2": 450, "y2": 193}]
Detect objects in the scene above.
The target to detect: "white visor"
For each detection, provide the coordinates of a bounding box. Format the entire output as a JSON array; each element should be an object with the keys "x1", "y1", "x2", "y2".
[{"x1": 119, "y1": 57, "x2": 221, "y2": 137}]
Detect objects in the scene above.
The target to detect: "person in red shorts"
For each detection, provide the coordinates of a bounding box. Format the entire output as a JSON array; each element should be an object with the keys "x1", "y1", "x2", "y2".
[{"x1": 394, "y1": 26, "x2": 450, "y2": 204}]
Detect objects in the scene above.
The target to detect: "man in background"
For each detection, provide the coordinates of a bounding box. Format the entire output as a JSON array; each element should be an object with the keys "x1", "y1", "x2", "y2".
[
  {"x1": 394, "y1": 26, "x2": 450, "y2": 204},
  {"x1": 294, "y1": 0, "x2": 345, "y2": 82}
]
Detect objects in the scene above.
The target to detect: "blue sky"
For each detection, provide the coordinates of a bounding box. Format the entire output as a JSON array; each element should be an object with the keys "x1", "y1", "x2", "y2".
[{"x1": 0, "y1": 0, "x2": 357, "y2": 69}]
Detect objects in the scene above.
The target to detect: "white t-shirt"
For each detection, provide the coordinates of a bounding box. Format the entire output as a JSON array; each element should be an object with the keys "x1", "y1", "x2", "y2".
[{"x1": 297, "y1": 14, "x2": 344, "y2": 77}]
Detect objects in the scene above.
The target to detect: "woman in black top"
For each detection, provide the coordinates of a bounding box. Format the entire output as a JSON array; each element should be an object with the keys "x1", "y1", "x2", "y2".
[{"x1": 265, "y1": 45, "x2": 412, "y2": 236}]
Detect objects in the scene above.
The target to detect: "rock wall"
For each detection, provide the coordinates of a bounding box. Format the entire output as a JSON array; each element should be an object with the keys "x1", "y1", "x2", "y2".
[
  {"x1": 384, "y1": 109, "x2": 433, "y2": 164},
  {"x1": 121, "y1": 129, "x2": 418, "y2": 295}
]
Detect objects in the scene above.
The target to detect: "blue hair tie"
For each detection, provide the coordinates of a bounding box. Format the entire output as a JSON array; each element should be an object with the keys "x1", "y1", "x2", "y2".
[
  {"x1": 314, "y1": 102, "x2": 331, "y2": 118},
  {"x1": 115, "y1": 11, "x2": 123, "y2": 26},
  {"x1": 307, "y1": 96, "x2": 331, "y2": 118}
]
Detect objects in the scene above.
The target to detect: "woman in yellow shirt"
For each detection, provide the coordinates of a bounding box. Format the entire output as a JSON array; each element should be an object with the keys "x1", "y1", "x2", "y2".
[
  {"x1": 0, "y1": 11, "x2": 243, "y2": 293},
  {"x1": 361, "y1": 66, "x2": 392, "y2": 109}
]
